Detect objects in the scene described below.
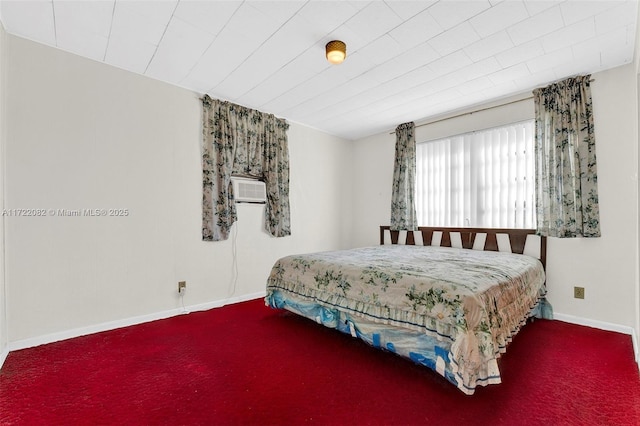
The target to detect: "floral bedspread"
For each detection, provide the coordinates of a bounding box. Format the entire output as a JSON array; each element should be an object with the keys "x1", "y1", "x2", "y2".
[{"x1": 266, "y1": 245, "x2": 546, "y2": 393}]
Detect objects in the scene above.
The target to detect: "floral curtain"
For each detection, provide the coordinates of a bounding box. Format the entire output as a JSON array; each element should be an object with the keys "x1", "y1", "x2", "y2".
[
  {"x1": 533, "y1": 75, "x2": 600, "y2": 238},
  {"x1": 202, "y1": 96, "x2": 290, "y2": 241},
  {"x1": 390, "y1": 122, "x2": 417, "y2": 231}
]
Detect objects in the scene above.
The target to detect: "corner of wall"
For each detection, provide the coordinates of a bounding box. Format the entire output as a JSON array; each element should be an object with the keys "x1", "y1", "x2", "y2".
[
  {"x1": 635, "y1": 1, "x2": 640, "y2": 370},
  {"x1": 0, "y1": 22, "x2": 8, "y2": 368},
  {"x1": 636, "y1": 73, "x2": 640, "y2": 369}
]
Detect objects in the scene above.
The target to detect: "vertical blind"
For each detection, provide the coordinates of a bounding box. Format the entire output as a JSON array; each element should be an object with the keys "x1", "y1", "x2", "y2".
[{"x1": 416, "y1": 120, "x2": 536, "y2": 229}]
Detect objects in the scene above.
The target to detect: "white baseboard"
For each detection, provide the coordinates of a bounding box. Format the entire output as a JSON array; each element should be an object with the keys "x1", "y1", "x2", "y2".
[
  {"x1": 2, "y1": 300, "x2": 636, "y2": 372},
  {"x1": 554, "y1": 312, "x2": 638, "y2": 366},
  {"x1": 3, "y1": 291, "x2": 266, "y2": 362},
  {"x1": 186, "y1": 291, "x2": 266, "y2": 313}
]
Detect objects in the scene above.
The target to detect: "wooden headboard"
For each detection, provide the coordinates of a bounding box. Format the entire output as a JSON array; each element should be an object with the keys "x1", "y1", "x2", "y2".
[{"x1": 380, "y1": 226, "x2": 546, "y2": 270}]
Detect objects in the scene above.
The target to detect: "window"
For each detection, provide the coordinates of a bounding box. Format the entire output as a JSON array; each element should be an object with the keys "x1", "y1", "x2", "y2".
[{"x1": 416, "y1": 120, "x2": 536, "y2": 229}]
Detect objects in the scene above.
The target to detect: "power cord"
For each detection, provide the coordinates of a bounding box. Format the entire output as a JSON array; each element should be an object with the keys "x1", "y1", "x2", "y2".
[
  {"x1": 229, "y1": 222, "x2": 238, "y2": 298},
  {"x1": 179, "y1": 289, "x2": 189, "y2": 314}
]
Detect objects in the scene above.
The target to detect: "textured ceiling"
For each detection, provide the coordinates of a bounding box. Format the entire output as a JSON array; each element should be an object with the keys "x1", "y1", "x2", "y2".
[{"x1": 0, "y1": 0, "x2": 637, "y2": 140}]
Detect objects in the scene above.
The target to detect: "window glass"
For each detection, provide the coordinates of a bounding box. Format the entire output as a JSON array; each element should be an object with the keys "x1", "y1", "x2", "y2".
[{"x1": 416, "y1": 120, "x2": 536, "y2": 228}]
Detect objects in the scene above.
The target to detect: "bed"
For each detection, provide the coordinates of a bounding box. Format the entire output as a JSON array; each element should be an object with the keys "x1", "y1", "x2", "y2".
[{"x1": 265, "y1": 226, "x2": 551, "y2": 395}]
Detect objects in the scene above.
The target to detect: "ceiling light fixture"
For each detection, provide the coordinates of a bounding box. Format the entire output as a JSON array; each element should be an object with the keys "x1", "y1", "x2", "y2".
[{"x1": 326, "y1": 40, "x2": 346, "y2": 65}]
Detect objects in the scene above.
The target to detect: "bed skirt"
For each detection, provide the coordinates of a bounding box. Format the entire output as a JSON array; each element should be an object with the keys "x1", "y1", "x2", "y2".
[{"x1": 266, "y1": 289, "x2": 552, "y2": 395}]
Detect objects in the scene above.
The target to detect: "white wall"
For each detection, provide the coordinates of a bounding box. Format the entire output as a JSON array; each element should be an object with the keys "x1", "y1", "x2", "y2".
[
  {"x1": 352, "y1": 64, "x2": 639, "y2": 331},
  {"x1": 635, "y1": 17, "x2": 640, "y2": 361},
  {"x1": 4, "y1": 35, "x2": 352, "y2": 343},
  {"x1": 549, "y1": 64, "x2": 638, "y2": 330},
  {"x1": 637, "y1": 66, "x2": 640, "y2": 359},
  {"x1": 0, "y1": 23, "x2": 7, "y2": 362}
]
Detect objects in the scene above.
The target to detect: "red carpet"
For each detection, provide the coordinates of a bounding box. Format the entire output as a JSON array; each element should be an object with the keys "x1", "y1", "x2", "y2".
[{"x1": 1, "y1": 299, "x2": 638, "y2": 425}]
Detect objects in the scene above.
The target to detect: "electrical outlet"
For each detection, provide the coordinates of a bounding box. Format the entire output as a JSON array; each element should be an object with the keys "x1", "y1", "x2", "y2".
[
  {"x1": 178, "y1": 281, "x2": 186, "y2": 294},
  {"x1": 574, "y1": 286, "x2": 585, "y2": 299}
]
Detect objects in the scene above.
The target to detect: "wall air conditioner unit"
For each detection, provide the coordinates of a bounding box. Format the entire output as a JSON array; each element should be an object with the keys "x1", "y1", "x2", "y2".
[{"x1": 231, "y1": 177, "x2": 267, "y2": 204}]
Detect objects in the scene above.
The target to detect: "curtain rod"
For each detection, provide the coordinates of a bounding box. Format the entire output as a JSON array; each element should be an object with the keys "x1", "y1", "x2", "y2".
[
  {"x1": 389, "y1": 97, "x2": 532, "y2": 135},
  {"x1": 390, "y1": 77, "x2": 595, "y2": 135}
]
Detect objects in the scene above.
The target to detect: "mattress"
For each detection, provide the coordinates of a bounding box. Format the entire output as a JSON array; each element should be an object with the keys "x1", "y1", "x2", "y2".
[{"x1": 265, "y1": 244, "x2": 549, "y2": 394}]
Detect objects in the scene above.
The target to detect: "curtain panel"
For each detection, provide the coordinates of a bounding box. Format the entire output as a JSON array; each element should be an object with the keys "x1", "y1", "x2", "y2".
[
  {"x1": 390, "y1": 122, "x2": 417, "y2": 231},
  {"x1": 533, "y1": 75, "x2": 601, "y2": 238},
  {"x1": 202, "y1": 96, "x2": 291, "y2": 241}
]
